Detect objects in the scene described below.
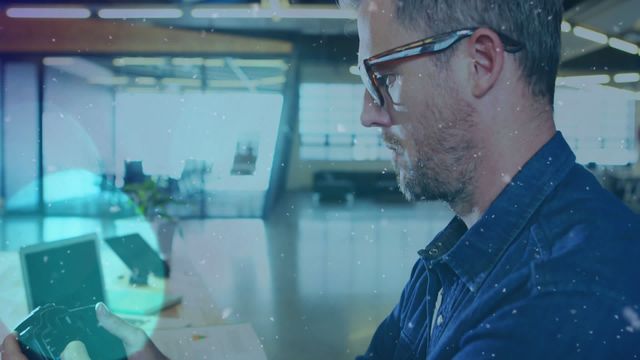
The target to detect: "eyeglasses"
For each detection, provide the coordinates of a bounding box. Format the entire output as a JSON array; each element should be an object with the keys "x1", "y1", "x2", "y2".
[{"x1": 359, "y1": 28, "x2": 524, "y2": 107}]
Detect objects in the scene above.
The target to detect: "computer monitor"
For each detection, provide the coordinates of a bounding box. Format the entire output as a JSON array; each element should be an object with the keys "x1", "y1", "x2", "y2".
[
  {"x1": 20, "y1": 233, "x2": 181, "y2": 316},
  {"x1": 20, "y1": 234, "x2": 105, "y2": 311},
  {"x1": 105, "y1": 233, "x2": 170, "y2": 285}
]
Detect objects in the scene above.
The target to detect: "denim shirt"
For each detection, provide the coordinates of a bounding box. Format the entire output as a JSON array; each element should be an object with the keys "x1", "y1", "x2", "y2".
[{"x1": 357, "y1": 132, "x2": 640, "y2": 359}]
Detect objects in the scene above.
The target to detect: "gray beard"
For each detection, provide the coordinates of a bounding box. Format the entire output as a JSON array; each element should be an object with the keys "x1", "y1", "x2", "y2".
[
  {"x1": 396, "y1": 122, "x2": 477, "y2": 207},
  {"x1": 397, "y1": 155, "x2": 475, "y2": 205}
]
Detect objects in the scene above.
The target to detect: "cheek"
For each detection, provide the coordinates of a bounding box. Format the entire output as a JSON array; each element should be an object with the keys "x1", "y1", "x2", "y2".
[
  {"x1": 404, "y1": 112, "x2": 441, "y2": 161},
  {"x1": 396, "y1": 129, "x2": 420, "y2": 165},
  {"x1": 396, "y1": 66, "x2": 437, "y2": 105}
]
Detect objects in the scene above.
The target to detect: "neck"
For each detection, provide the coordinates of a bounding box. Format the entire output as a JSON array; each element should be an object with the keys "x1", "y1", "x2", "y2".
[{"x1": 451, "y1": 107, "x2": 556, "y2": 228}]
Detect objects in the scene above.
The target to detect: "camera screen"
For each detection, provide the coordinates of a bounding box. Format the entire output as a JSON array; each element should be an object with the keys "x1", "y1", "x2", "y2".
[{"x1": 23, "y1": 237, "x2": 104, "y2": 310}]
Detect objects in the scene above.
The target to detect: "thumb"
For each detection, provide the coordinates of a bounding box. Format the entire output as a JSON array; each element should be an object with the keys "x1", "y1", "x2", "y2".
[
  {"x1": 95, "y1": 303, "x2": 147, "y2": 355},
  {"x1": 60, "y1": 341, "x2": 91, "y2": 360}
]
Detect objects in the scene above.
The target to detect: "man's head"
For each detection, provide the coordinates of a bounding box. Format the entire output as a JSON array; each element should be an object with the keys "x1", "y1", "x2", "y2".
[{"x1": 350, "y1": 0, "x2": 563, "y2": 206}]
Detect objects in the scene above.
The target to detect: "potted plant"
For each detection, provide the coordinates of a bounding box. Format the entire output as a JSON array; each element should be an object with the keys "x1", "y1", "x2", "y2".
[{"x1": 123, "y1": 178, "x2": 182, "y2": 260}]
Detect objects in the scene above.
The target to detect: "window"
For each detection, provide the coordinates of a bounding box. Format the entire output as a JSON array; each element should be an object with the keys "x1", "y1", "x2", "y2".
[
  {"x1": 299, "y1": 83, "x2": 390, "y2": 161},
  {"x1": 555, "y1": 85, "x2": 638, "y2": 166},
  {"x1": 300, "y1": 82, "x2": 639, "y2": 166},
  {"x1": 3, "y1": 62, "x2": 41, "y2": 212},
  {"x1": 38, "y1": 56, "x2": 287, "y2": 217}
]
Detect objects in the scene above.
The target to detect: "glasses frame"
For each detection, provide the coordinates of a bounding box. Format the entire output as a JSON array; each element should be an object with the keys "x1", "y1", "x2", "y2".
[{"x1": 360, "y1": 27, "x2": 525, "y2": 107}]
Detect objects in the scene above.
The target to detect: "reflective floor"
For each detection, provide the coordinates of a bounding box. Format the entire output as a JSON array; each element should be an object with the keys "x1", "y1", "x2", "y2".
[{"x1": 0, "y1": 193, "x2": 454, "y2": 360}]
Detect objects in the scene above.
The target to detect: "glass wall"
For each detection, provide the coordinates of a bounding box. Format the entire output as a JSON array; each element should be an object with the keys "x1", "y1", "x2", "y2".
[
  {"x1": 0, "y1": 60, "x2": 3, "y2": 213},
  {"x1": 298, "y1": 83, "x2": 390, "y2": 161},
  {"x1": 4, "y1": 56, "x2": 289, "y2": 218},
  {"x1": 299, "y1": 82, "x2": 639, "y2": 166},
  {"x1": 113, "y1": 89, "x2": 283, "y2": 217},
  {"x1": 42, "y1": 58, "x2": 115, "y2": 215},
  {"x1": 3, "y1": 62, "x2": 41, "y2": 213},
  {"x1": 555, "y1": 85, "x2": 638, "y2": 165}
]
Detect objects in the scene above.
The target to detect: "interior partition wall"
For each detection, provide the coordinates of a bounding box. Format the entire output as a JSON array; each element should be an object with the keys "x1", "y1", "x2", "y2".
[
  {"x1": 555, "y1": 85, "x2": 638, "y2": 165},
  {"x1": 0, "y1": 59, "x2": 4, "y2": 212},
  {"x1": 263, "y1": 54, "x2": 300, "y2": 218},
  {"x1": 109, "y1": 57, "x2": 288, "y2": 218},
  {"x1": 0, "y1": 10, "x2": 295, "y2": 218},
  {"x1": 41, "y1": 58, "x2": 116, "y2": 217},
  {"x1": 0, "y1": 54, "x2": 292, "y2": 219},
  {"x1": 2, "y1": 60, "x2": 42, "y2": 213}
]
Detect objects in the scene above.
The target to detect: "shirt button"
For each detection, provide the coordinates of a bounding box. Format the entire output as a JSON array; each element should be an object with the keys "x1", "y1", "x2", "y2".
[
  {"x1": 436, "y1": 314, "x2": 444, "y2": 326},
  {"x1": 428, "y1": 248, "x2": 439, "y2": 257}
]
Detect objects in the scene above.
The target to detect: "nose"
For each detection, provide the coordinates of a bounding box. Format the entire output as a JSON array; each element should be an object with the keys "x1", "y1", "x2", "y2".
[{"x1": 360, "y1": 91, "x2": 392, "y2": 128}]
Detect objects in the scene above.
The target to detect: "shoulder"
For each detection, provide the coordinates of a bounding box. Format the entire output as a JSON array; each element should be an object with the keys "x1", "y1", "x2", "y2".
[
  {"x1": 457, "y1": 286, "x2": 640, "y2": 359},
  {"x1": 538, "y1": 164, "x2": 637, "y2": 235},
  {"x1": 453, "y1": 164, "x2": 640, "y2": 357},
  {"x1": 527, "y1": 163, "x2": 640, "y2": 300}
]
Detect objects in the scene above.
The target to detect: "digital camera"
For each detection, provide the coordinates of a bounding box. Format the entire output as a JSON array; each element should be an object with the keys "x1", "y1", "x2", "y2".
[{"x1": 14, "y1": 303, "x2": 127, "y2": 360}]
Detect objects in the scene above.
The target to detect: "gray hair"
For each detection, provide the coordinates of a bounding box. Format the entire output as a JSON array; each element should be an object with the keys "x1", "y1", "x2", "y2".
[{"x1": 346, "y1": 0, "x2": 563, "y2": 106}]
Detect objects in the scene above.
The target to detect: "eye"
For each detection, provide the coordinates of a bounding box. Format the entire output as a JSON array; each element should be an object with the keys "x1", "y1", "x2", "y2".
[{"x1": 382, "y1": 74, "x2": 398, "y2": 88}]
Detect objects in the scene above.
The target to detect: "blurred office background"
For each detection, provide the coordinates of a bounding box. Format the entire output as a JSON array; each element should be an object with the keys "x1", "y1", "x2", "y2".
[{"x1": 0, "y1": 0, "x2": 638, "y2": 359}]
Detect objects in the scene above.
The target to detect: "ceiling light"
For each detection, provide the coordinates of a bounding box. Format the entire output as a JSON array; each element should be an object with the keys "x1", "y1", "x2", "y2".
[
  {"x1": 277, "y1": 8, "x2": 356, "y2": 19},
  {"x1": 98, "y1": 8, "x2": 183, "y2": 19},
  {"x1": 207, "y1": 80, "x2": 249, "y2": 88},
  {"x1": 257, "y1": 76, "x2": 287, "y2": 85},
  {"x1": 204, "y1": 59, "x2": 225, "y2": 67},
  {"x1": 232, "y1": 59, "x2": 288, "y2": 69},
  {"x1": 43, "y1": 57, "x2": 76, "y2": 66},
  {"x1": 161, "y1": 78, "x2": 202, "y2": 87},
  {"x1": 125, "y1": 87, "x2": 159, "y2": 93},
  {"x1": 608, "y1": 38, "x2": 639, "y2": 55},
  {"x1": 613, "y1": 73, "x2": 640, "y2": 84},
  {"x1": 556, "y1": 75, "x2": 611, "y2": 87},
  {"x1": 6, "y1": 7, "x2": 91, "y2": 19},
  {"x1": 88, "y1": 76, "x2": 129, "y2": 86},
  {"x1": 172, "y1": 58, "x2": 205, "y2": 67},
  {"x1": 191, "y1": 6, "x2": 355, "y2": 19},
  {"x1": 573, "y1": 26, "x2": 608, "y2": 44},
  {"x1": 135, "y1": 77, "x2": 157, "y2": 86},
  {"x1": 561, "y1": 21, "x2": 572, "y2": 33},
  {"x1": 113, "y1": 57, "x2": 167, "y2": 67},
  {"x1": 191, "y1": 6, "x2": 266, "y2": 19}
]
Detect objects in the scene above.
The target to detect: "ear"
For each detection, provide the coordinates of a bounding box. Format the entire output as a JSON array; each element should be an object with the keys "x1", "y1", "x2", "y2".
[{"x1": 466, "y1": 28, "x2": 505, "y2": 98}]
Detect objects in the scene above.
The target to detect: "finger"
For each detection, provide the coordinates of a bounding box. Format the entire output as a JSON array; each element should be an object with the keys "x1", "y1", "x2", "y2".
[
  {"x1": 95, "y1": 304, "x2": 168, "y2": 360},
  {"x1": 95, "y1": 303, "x2": 147, "y2": 354},
  {"x1": 60, "y1": 341, "x2": 91, "y2": 360},
  {"x1": 1, "y1": 333, "x2": 28, "y2": 360}
]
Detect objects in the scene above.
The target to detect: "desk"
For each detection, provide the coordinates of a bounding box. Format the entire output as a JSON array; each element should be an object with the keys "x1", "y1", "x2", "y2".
[
  {"x1": 0, "y1": 251, "x2": 27, "y2": 333},
  {"x1": 0, "y1": 233, "x2": 229, "y2": 348}
]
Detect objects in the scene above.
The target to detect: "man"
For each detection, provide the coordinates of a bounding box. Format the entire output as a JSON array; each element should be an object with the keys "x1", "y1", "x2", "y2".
[
  {"x1": 3, "y1": 0, "x2": 640, "y2": 359},
  {"x1": 349, "y1": 0, "x2": 640, "y2": 358},
  {"x1": 635, "y1": 126, "x2": 640, "y2": 175}
]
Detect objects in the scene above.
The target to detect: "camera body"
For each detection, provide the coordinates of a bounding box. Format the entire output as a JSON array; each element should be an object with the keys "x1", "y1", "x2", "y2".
[{"x1": 14, "y1": 303, "x2": 127, "y2": 360}]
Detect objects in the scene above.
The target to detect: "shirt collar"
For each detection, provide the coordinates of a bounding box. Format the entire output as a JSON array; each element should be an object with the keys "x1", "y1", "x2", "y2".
[{"x1": 418, "y1": 131, "x2": 577, "y2": 292}]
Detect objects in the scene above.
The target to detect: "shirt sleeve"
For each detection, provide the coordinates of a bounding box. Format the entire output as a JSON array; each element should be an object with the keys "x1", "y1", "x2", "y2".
[
  {"x1": 355, "y1": 303, "x2": 403, "y2": 360},
  {"x1": 356, "y1": 261, "x2": 425, "y2": 360},
  {"x1": 451, "y1": 291, "x2": 640, "y2": 360}
]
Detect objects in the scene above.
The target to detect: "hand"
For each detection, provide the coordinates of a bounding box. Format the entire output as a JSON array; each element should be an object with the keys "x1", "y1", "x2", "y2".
[
  {"x1": 60, "y1": 341, "x2": 91, "y2": 360},
  {"x1": 0, "y1": 333, "x2": 27, "y2": 360},
  {"x1": 95, "y1": 303, "x2": 169, "y2": 360},
  {"x1": 1, "y1": 334, "x2": 91, "y2": 360}
]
